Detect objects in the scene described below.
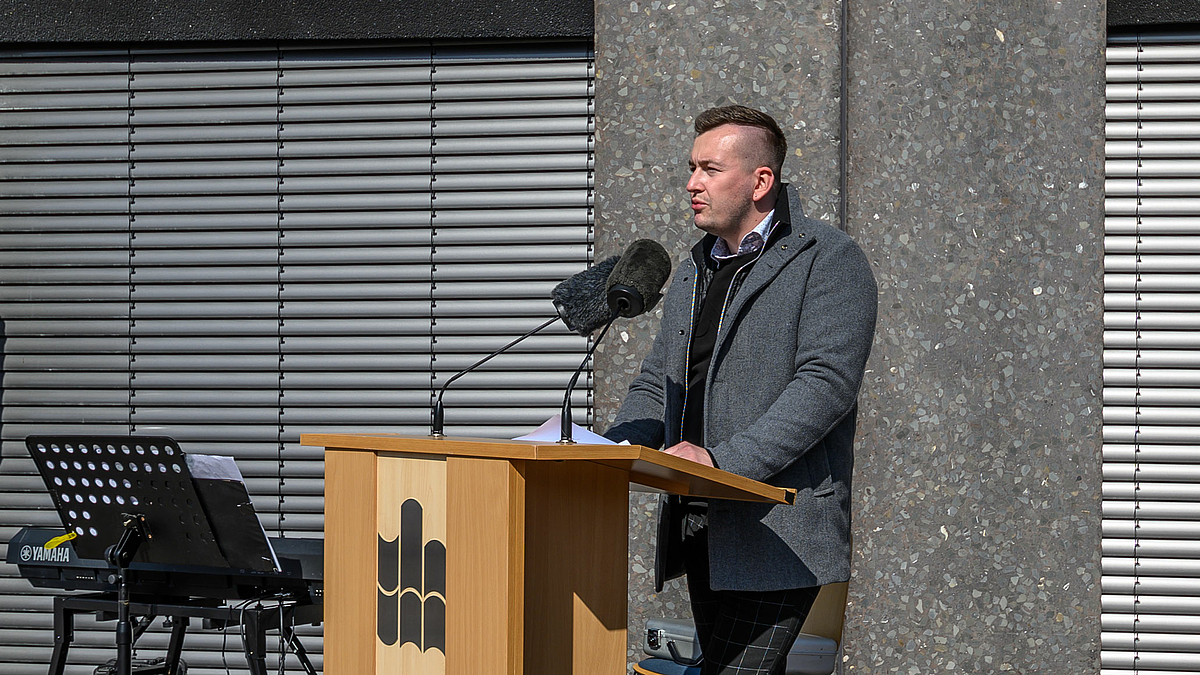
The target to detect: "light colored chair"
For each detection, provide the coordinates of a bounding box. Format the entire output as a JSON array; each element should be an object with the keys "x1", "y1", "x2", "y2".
[{"x1": 635, "y1": 581, "x2": 849, "y2": 675}]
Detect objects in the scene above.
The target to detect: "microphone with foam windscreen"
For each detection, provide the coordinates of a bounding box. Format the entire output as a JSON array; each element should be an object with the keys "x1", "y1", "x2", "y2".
[
  {"x1": 606, "y1": 239, "x2": 672, "y2": 319},
  {"x1": 552, "y1": 254, "x2": 621, "y2": 336},
  {"x1": 430, "y1": 258, "x2": 622, "y2": 437},
  {"x1": 560, "y1": 239, "x2": 673, "y2": 443}
]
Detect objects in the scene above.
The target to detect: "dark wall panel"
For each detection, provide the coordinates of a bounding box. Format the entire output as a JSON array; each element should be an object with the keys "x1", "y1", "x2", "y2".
[
  {"x1": 0, "y1": 0, "x2": 593, "y2": 42},
  {"x1": 1110, "y1": 0, "x2": 1200, "y2": 29}
]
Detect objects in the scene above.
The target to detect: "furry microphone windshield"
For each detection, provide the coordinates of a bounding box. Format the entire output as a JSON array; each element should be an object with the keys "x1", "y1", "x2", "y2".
[
  {"x1": 551, "y1": 254, "x2": 621, "y2": 336},
  {"x1": 606, "y1": 240, "x2": 672, "y2": 318}
]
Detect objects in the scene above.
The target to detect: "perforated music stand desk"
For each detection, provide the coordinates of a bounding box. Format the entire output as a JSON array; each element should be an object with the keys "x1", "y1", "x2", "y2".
[
  {"x1": 24, "y1": 435, "x2": 303, "y2": 675},
  {"x1": 25, "y1": 435, "x2": 237, "y2": 568},
  {"x1": 302, "y1": 432, "x2": 794, "y2": 675}
]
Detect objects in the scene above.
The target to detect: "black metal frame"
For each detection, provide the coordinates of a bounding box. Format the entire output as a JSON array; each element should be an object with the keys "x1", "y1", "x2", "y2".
[{"x1": 50, "y1": 594, "x2": 321, "y2": 675}]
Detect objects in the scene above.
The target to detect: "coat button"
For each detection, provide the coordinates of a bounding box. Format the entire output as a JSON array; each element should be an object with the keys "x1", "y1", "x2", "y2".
[{"x1": 678, "y1": 330, "x2": 685, "y2": 335}]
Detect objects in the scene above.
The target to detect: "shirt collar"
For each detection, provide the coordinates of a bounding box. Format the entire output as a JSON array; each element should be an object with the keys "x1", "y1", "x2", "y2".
[{"x1": 710, "y1": 209, "x2": 777, "y2": 261}]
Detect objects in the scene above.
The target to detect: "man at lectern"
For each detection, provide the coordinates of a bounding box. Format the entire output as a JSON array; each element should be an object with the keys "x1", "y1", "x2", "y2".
[{"x1": 603, "y1": 105, "x2": 877, "y2": 674}]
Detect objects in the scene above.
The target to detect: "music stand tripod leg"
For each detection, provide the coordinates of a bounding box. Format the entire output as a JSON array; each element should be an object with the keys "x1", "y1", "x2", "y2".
[
  {"x1": 48, "y1": 595, "x2": 73, "y2": 675},
  {"x1": 164, "y1": 616, "x2": 188, "y2": 675},
  {"x1": 106, "y1": 514, "x2": 148, "y2": 675}
]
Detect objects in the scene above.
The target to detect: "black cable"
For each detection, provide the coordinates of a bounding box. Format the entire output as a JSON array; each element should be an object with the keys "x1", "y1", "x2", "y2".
[
  {"x1": 220, "y1": 610, "x2": 232, "y2": 675},
  {"x1": 222, "y1": 599, "x2": 247, "y2": 675},
  {"x1": 223, "y1": 595, "x2": 266, "y2": 675},
  {"x1": 238, "y1": 603, "x2": 251, "y2": 673},
  {"x1": 290, "y1": 607, "x2": 297, "y2": 671}
]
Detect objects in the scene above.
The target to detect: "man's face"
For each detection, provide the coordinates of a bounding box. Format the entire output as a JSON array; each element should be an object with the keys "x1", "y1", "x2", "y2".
[{"x1": 686, "y1": 125, "x2": 763, "y2": 241}]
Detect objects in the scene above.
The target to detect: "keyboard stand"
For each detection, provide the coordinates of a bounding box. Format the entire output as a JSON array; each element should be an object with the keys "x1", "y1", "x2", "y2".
[{"x1": 48, "y1": 593, "x2": 320, "y2": 675}]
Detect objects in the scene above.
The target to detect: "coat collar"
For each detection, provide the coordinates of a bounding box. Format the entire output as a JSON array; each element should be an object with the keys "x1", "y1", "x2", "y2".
[
  {"x1": 689, "y1": 184, "x2": 814, "y2": 274},
  {"x1": 707, "y1": 185, "x2": 815, "y2": 331},
  {"x1": 691, "y1": 183, "x2": 811, "y2": 265}
]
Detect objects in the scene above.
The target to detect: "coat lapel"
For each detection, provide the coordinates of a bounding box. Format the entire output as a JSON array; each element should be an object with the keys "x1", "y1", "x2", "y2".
[
  {"x1": 717, "y1": 186, "x2": 814, "y2": 339},
  {"x1": 718, "y1": 227, "x2": 811, "y2": 335}
]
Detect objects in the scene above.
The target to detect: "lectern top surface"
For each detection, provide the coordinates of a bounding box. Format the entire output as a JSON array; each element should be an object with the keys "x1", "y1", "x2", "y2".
[{"x1": 301, "y1": 432, "x2": 794, "y2": 505}]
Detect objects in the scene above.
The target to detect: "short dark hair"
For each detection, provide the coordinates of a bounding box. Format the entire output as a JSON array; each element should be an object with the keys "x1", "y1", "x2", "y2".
[{"x1": 694, "y1": 105, "x2": 788, "y2": 180}]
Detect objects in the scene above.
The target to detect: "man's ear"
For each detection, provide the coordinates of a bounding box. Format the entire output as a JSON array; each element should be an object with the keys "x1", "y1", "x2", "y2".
[{"x1": 752, "y1": 167, "x2": 776, "y2": 203}]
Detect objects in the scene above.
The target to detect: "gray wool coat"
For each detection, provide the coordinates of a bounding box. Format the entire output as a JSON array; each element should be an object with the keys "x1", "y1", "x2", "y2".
[{"x1": 604, "y1": 185, "x2": 878, "y2": 592}]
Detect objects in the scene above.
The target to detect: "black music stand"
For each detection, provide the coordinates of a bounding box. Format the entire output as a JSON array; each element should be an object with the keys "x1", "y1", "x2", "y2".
[{"x1": 25, "y1": 435, "x2": 284, "y2": 675}]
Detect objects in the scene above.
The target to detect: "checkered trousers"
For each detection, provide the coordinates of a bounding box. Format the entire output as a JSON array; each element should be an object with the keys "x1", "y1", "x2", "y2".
[{"x1": 683, "y1": 529, "x2": 821, "y2": 675}]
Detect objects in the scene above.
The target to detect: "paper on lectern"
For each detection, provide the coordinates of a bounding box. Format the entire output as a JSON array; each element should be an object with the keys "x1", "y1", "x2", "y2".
[{"x1": 512, "y1": 414, "x2": 629, "y2": 445}]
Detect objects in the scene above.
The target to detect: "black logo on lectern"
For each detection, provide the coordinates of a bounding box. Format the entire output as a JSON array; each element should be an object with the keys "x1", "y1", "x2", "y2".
[{"x1": 378, "y1": 499, "x2": 446, "y2": 653}]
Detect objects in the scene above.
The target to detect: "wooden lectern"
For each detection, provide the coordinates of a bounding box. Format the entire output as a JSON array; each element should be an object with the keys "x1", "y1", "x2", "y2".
[{"x1": 300, "y1": 433, "x2": 794, "y2": 675}]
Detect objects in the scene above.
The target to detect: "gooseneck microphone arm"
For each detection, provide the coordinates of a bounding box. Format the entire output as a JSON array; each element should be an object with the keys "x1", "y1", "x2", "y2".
[
  {"x1": 558, "y1": 239, "x2": 671, "y2": 443},
  {"x1": 431, "y1": 316, "x2": 560, "y2": 437},
  {"x1": 433, "y1": 240, "x2": 669, "y2": 441},
  {"x1": 559, "y1": 311, "x2": 618, "y2": 443}
]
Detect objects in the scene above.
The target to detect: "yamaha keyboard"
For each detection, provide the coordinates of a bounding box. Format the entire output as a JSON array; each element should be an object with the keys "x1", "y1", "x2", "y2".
[
  {"x1": 8, "y1": 526, "x2": 323, "y2": 603},
  {"x1": 15, "y1": 434, "x2": 324, "y2": 675},
  {"x1": 11, "y1": 527, "x2": 324, "y2": 675}
]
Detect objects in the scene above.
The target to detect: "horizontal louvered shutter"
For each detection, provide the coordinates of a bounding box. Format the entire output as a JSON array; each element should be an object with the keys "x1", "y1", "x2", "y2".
[
  {"x1": 1104, "y1": 36, "x2": 1200, "y2": 675},
  {"x1": 0, "y1": 40, "x2": 594, "y2": 674},
  {"x1": 0, "y1": 48, "x2": 137, "y2": 675},
  {"x1": 427, "y1": 45, "x2": 595, "y2": 438}
]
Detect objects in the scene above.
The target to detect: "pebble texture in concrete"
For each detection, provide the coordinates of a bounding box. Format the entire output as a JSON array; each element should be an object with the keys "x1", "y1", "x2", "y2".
[
  {"x1": 843, "y1": 2, "x2": 1104, "y2": 672},
  {"x1": 595, "y1": 0, "x2": 1104, "y2": 672}
]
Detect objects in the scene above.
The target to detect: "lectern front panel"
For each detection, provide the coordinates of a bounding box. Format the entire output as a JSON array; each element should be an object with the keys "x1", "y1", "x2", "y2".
[
  {"x1": 377, "y1": 454, "x2": 447, "y2": 675},
  {"x1": 446, "y1": 456, "x2": 526, "y2": 675},
  {"x1": 312, "y1": 434, "x2": 780, "y2": 675}
]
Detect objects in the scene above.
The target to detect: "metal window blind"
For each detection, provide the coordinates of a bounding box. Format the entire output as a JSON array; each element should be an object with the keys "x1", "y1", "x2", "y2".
[
  {"x1": 0, "y1": 41, "x2": 595, "y2": 674},
  {"x1": 1104, "y1": 36, "x2": 1200, "y2": 675}
]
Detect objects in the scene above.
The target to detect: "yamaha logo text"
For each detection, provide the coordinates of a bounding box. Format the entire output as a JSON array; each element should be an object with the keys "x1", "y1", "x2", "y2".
[{"x1": 19, "y1": 545, "x2": 70, "y2": 564}]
